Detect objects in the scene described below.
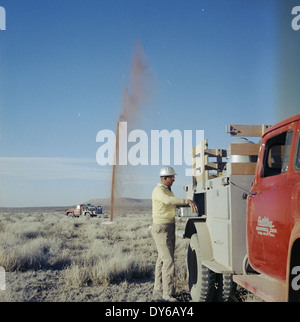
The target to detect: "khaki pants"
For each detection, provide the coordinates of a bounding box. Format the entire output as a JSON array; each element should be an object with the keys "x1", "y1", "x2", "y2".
[{"x1": 152, "y1": 223, "x2": 176, "y2": 295}]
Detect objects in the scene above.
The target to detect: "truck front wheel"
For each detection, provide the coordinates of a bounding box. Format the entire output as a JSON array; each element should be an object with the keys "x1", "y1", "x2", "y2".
[{"x1": 187, "y1": 234, "x2": 217, "y2": 302}]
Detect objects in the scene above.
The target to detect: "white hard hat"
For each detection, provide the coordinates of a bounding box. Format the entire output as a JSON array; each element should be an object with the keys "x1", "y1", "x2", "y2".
[{"x1": 159, "y1": 166, "x2": 177, "y2": 177}]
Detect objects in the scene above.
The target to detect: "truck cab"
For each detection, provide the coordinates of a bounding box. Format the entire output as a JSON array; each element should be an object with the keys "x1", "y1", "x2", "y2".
[{"x1": 247, "y1": 114, "x2": 300, "y2": 301}]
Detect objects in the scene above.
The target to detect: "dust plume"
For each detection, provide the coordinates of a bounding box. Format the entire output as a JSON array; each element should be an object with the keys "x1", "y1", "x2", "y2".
[
  {"x1": 120, "y1": 42, "x2": 151, "y2": 126},
  {"x1": 110, "y1": 42, "x2": 152, "y2": 221}
]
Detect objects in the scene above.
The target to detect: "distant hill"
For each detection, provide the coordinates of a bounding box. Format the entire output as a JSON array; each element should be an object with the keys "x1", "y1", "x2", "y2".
[{"x1": 85, "y1": 198, "x2": 152, "y2": 209}]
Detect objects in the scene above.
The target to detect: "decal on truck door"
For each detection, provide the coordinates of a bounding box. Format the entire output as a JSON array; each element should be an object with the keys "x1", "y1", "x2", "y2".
[{"x1": 256, "y1": 216, "x2": 277, "y2": 237}]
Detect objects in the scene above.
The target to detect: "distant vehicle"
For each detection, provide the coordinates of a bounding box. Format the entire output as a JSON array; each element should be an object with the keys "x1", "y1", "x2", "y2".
[
  {"x1": 86, "y1": 203, "x2": 103, "y2": 215},
  {"x1": 65, "y1": 204, "x2": 102, "y2": 217}
]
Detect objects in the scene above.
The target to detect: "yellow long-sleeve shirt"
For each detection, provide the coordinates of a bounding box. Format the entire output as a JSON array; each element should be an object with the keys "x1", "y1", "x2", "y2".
[{"x1": 152, "y1": 183, "x2": 188, "y2": 224}]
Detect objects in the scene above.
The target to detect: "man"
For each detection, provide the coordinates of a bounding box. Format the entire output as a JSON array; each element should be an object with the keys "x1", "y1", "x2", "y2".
[{"x1": 152, "y1": 166, "x2": 198, "y2": 302}]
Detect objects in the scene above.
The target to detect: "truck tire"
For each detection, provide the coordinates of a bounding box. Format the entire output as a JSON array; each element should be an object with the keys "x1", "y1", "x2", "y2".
[
  {"x1": 187, "y1": 234, "x2": 217, "y2": 302},
  {"x1": 215, "y1": 273, "x2": 238, "y2": 302}
]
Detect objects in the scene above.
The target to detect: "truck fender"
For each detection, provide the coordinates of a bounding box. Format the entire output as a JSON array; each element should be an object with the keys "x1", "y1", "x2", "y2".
[{"x1": 184, "y1": 219, "x2": 213, "y2": 262}]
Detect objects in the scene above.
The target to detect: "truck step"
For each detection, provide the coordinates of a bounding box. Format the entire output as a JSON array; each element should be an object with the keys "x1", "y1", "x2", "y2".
[{"x1": 233, "y1": 274, "x2": 286, "y2": 302}]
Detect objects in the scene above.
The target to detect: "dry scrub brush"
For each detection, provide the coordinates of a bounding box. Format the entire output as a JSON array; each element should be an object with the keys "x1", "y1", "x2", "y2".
[
  {"x1": 0, "y1": 210, "x2": 161, "y2": 285},
  {"x1": 0, "y1": 209, "x2": 258, "y2": 302},
  {"x1": 0, "y1": 213, "x2": 72, "y2": 271},
  {"x1": 63, "y1": 220, "x2": 156, "y2": 287},
  {"x1": 0, "y1": 208, "x2": 189, "y2": 298}
]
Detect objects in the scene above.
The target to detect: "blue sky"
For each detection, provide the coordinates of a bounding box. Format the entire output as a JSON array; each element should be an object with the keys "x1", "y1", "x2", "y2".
[{"x1": 0, "y1": 0, "x2": 299, "y2": 207}]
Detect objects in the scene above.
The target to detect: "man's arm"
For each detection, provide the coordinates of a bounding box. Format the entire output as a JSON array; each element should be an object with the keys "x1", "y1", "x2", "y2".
[
  {"x1": 155, "y1": 189, "x2": 187, "y2": 206},
  {"x1": 154, "y1": 187, "x2": 198, "y2": 212}
]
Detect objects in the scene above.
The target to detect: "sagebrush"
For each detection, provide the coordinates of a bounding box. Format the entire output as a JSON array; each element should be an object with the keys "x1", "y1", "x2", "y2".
[{"x1": 0, "y1": 207, "x2": 189, "y2": 301}]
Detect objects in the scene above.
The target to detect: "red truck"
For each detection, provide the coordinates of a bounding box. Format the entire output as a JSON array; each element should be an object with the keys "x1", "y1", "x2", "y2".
[
  {"x1": 239, "y1": 113, "x2": 300, "y2": 302},
  {"x1": 179, "y1": 114, "x2": 300, "y2": 302}
]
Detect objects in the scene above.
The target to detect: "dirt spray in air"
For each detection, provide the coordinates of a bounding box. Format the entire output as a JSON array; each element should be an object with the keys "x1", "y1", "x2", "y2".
[{"x1": 110, "y1": 43, "x2": 151, "y2": 221}]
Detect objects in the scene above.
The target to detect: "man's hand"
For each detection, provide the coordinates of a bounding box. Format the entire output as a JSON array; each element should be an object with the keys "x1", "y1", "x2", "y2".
[{"x1": 188, "y1": 200, "x2": 198, "y2": 213}]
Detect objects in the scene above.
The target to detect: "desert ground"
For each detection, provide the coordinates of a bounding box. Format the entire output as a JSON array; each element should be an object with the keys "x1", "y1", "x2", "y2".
[{"x1": 0, "y1": 199, "x2": 256, "y2": 302}]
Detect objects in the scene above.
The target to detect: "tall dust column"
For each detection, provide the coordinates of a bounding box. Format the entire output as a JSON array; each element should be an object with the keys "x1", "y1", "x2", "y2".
[
  {"x1": 110, "y1": 121, "x2": 119, "y2": 222},
  {"x1": 110, "y1": 43, "x2": 151, "y2": 221}
]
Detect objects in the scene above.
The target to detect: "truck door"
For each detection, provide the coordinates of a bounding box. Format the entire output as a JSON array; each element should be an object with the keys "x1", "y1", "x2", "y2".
[{"x1": 247, "y1": 125, "x2": 295, "y2": 281}]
